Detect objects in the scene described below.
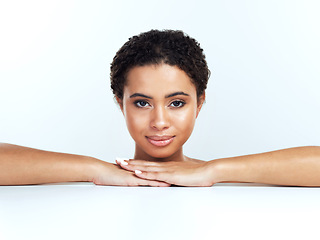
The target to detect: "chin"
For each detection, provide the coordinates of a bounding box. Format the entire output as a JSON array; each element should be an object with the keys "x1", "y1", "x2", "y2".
[
  {"x1": 135, "y1": 139, "x2": 183, "y2": 160},
  {"x1": 148, "y1": 153, "x2": 172, "y2": 159},
  {"x1": 144, "y1": 148, "x2": 179, "y2": 160}
]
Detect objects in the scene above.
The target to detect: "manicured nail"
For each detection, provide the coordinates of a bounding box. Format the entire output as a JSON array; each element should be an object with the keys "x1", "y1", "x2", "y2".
[
  {"x1": 135, "y1": 170, "x2": 142, "y2": 174},
  {"x1": 116, "y1": 157, "x2": 129, "y2": 162},
  {"x1": 122, "y1": 161, "x2": 128, "y2": 165}
]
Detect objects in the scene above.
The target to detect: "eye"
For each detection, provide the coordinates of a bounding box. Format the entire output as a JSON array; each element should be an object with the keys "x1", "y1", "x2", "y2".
[
  {"x1": 170, "y1": 100, "x2": 185, "y2": 108},
  {"x1": 134, "y1": 100, "x2": 150, "y2": 108}
]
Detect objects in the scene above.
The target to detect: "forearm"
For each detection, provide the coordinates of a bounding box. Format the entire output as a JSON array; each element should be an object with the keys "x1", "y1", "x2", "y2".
[
  {"x1": 0, "y1": 143, "x2": 100, "y2": 185},
  {"x1": 211, "y1": 146, "x2": 320, "y2": 186}
]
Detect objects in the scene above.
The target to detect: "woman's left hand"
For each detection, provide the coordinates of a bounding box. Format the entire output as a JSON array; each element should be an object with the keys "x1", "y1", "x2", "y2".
[{"x1": 115, "y1": 158, "x2": 216, "y2": 187}]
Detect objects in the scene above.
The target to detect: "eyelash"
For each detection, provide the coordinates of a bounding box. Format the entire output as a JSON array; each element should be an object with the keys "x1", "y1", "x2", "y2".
[{"x1": 134, "y1": 100, "x2": 186, "y2": 108}]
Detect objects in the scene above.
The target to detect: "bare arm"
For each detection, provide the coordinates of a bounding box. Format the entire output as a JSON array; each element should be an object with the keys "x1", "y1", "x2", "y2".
[
  {"x1": 0, "y1": 143, "x2": 102, "y2": 185},
  {"x1": 211, "y1": 146, "x2": 320, "y2": 187},
  {"x1": 116, "y1": 146, "x2": 320, "y2": 187},
  {"x1": 0, "y1": 143, "x2": 169, "y2": 186}
]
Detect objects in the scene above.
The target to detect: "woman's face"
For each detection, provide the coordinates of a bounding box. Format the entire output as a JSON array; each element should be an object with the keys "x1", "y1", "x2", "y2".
[{"x1": 118, "y1": 64, "x2": 204, "y2": 160}]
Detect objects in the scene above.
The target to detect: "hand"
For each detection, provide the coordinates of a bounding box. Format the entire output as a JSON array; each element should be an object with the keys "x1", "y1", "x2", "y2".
[
  {"x1": 90, "y1": 160, "x2": 170, "y2": 187},
  {"x1": 115, "y1": 158, "x2": 215, "y2": 187}
]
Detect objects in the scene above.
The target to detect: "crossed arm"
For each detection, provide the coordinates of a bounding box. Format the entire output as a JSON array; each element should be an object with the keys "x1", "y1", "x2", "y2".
[{"x1": 1, "y1": 143, "x2": 320, "y2": 187}]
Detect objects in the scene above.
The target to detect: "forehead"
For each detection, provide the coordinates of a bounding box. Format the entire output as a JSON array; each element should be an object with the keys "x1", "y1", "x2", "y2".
[{"x1": 124, "y1": 64, "x2": 196, "y2": 97}]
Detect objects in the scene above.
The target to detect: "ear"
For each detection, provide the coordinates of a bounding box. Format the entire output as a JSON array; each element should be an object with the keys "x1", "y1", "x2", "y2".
[
  {"x1": 116, "y1": 97, "x2": 124, "y2": 114},
  {"x1": 196, "y1": 92, "x2": 205, "y2": 118}
]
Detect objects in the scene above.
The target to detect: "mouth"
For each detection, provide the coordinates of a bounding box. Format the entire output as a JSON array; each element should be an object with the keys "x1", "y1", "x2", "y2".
[{"x1": 146, "y1": 135, "x2": 175, "y2": 147}]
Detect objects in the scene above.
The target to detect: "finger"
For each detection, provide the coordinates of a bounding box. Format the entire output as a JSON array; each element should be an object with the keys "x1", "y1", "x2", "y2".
[
  {"x1": 116, "y1": 158, "x2": 132, "y2": 171},
  {"x1": 118, "y1": 160, "x2": 169, "y2": 173},
  {"x1": 118, "y1": 161, "x2": 136, "y2": 173},
  {"x1": 140, "y1": 180, "x2": 171, "y2": 187},
  {"x1": 115, "y1": 157, "x2": 129, "y2": 165},
  {"x1": 127, "y1": 175, "x2": 170, "y2": 187},
  {"x1": 127, "y1": 160, "x2": 165, "y2": 167},
  {"x1": 116, "y1": 158, "x2": 155, "y2": 171},
  {"x1": 132, "y1": 165, "x2": 168, "y2": 172},
  {"x1": 134, "y1": 170, "x2": 170, "y2": 183},
  {"x1": 116, "y1": 172, "x2": 169, "y2": 187}
]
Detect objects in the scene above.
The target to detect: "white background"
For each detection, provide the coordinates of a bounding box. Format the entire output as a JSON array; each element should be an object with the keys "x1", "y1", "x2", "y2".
[
  {"x1": 1, "y1": 2, "x2": 320, "y2": 240},
  {"x1": 1, "y1": 0, "x2": 320, "y2": 162}
]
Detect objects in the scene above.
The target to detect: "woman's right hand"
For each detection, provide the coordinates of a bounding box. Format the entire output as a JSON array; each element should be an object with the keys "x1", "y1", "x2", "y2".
[{"x1": 90, "y1": 160, "x2": 171, "y2": 187}]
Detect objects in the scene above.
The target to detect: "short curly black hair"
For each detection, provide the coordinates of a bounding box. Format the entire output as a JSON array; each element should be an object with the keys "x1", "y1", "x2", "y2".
[{"x1": 110, "y1": 29, "x2": 210, "y2": 100}]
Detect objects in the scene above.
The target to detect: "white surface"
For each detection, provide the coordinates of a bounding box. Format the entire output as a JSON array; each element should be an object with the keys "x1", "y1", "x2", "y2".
[
  {"x1": 1, "y1": 1, "x2": 320, "y2": 162},
  {"x1": 1, "y1": 183, "x2": 319, "y2": 240}
]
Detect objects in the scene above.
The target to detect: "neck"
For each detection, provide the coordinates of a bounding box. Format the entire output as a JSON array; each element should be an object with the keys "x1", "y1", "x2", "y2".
[{"x1": 134, "y1": 145, "x2": 187, "y2": 162}]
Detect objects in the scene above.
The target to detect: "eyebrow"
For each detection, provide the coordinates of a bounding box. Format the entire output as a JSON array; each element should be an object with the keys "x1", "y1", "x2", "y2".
[{"x1": 129, "y1": 91, "x2": 190, "y2": 99}]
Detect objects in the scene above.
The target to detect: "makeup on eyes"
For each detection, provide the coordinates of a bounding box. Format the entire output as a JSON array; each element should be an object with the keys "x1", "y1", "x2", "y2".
[
  {"x1": 170, "y1": 100, "x2": 185, "y2": 107},
  {"x1": 133, "y1": 99, "x2": 186, "y2": 108},
  {"x1": 134, "y1": 100, "x2": 150, "y2": 108},
  {"x1": 130, "y1": 91, "x2": 189, "y2": 108}
]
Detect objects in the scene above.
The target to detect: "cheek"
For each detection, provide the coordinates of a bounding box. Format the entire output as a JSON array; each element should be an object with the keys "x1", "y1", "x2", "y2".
[
  {"x1": 124, "y1": 109, "x2": 148, "y2": 136},
  {"x1": 172, "y1": 107, "x2": 197, "y2": 134}
]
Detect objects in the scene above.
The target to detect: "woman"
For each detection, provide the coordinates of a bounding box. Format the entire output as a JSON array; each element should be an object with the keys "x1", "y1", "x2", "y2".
[{"x1": 1, "y1": 29, "x2": 320, "y2": 187}]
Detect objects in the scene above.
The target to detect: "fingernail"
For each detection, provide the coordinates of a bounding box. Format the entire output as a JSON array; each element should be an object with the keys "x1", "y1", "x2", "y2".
[
  {"x1": 122, "y1": 161, "x2": 128, "y2": 165},
  {"x1": 116, "y1": 157, "x2": 129, "y2": 162},
  {"x1": 135, "y1": 170, "x2": 142, "y2": 174}
]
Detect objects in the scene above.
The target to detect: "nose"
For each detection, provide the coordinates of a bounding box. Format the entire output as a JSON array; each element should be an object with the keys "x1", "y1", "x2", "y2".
[{"x1": 150, "y1": 106, "x2": 170, "y2": 131}]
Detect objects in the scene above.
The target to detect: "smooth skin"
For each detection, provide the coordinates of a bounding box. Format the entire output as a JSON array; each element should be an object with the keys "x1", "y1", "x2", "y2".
[
  {"x1": 116, "y1": 146, "x2": 320, "y2": 187},
  {"x1": 117, "y1": 64, "x2": 204, "y2": 162},
  {"x1": 115, "y1": 64, "x2": 320, "y2": 187},
  {"x1": 0, "y1": 143, "x2": 169, "y2": 186},
  {"x1": 1, "y1": 63, "x2": 320, "y2": 186}
]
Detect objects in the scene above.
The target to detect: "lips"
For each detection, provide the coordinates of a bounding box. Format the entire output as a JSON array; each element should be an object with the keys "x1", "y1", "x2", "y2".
[{"x1": 146, "y1": 135, "x2": 175, "y2": 147}]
